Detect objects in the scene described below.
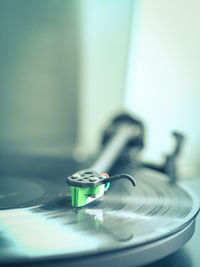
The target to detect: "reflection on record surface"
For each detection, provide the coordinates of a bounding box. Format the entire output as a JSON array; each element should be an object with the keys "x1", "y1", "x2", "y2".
[{"x1": 0, "y1": 156, "x2": 199, "y2": 263}]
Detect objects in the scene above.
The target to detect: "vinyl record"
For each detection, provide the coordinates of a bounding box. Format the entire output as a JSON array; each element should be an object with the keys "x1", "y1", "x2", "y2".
[{"x1": 0, "y1": 156, "x2": 199, "y2": 266}]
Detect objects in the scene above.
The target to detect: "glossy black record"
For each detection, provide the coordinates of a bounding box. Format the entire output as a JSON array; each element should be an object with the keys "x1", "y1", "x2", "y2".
[{"x1": 0, "y1": 157, "x2": 199, "y2": 266}]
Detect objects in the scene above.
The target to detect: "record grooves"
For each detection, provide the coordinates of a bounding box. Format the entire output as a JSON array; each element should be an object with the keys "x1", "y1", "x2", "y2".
[
  {"x1": 0, "y1": 114, "x2": 199, "y2": 266},
  {"x1": 0, "y1": 157, "x2": 199, "y2": 266}
]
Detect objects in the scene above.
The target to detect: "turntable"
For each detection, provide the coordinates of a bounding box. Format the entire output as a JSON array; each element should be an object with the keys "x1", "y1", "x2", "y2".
[{"x1": 0, "y1": 114, "x2": 199, "y2": 266}]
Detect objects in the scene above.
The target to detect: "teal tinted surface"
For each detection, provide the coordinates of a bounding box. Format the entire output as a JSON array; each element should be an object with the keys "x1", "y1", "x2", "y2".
[{"x1": 0, "y1": 0, "x2": 80, "y2": 155}]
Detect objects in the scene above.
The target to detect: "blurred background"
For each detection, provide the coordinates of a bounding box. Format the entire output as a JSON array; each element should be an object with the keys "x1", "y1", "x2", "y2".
[{"x1": 0, "y1": 0, "x2": 199, "y2": 177}]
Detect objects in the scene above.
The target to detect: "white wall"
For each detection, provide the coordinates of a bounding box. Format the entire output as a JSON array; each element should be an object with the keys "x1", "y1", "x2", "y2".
[
  {"x1": 78, "y1": 0, "x2": 132, "y2": 154},
  {"x1": 125, "y1": 0, "x2": 200, "y2": 177},
  {"x1": 0, "y1": 0, "x2": 80, "y2": 155},
  {"x1": 0, "y1": 0, "x2": 133, "y2": 157}
]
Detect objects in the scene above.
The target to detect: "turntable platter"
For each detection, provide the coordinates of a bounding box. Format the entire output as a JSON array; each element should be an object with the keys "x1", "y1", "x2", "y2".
[{"x1": 0, "y1": 156, "x2": 199, "y2": 266}]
